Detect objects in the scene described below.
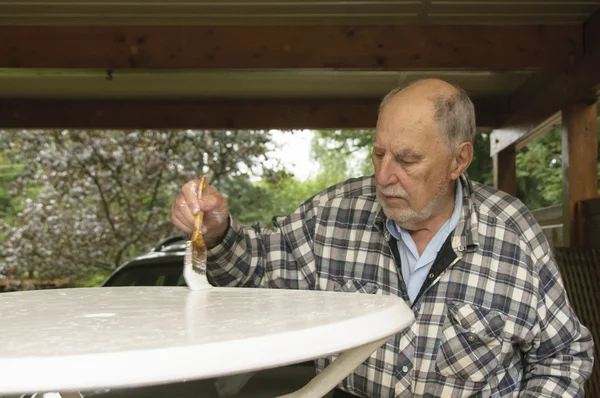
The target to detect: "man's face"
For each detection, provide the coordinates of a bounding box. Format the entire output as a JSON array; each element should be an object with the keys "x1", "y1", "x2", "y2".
[{"x1": 373, "y1": 97, "x2": 454, "y2": 227}]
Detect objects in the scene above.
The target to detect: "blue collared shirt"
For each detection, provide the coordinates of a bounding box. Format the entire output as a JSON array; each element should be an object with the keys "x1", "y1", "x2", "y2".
[{"x1": 385, "y1": 179, "x2": 463, "y2": 303}]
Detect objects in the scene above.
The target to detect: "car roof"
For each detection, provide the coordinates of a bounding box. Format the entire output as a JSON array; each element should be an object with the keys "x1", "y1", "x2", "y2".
[
  {"x1": 101, "y1": 235, "x2": 187, "y2": 285},
  {"x1": 151, "y1": 235, "x2": 188, "y2": 253}
]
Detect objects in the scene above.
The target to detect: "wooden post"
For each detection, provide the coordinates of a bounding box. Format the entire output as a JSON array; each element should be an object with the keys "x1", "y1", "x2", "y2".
[
  {"x1": 493, "y1": 146, "x2": 517, "y2": 196},
  {"x1": 562, "y1": 102, "x2": 598, "y2": 247}
]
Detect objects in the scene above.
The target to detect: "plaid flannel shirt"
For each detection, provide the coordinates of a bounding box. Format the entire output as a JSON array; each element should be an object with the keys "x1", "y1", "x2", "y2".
[{"x1": 207, "y1": 175, "x2": 593, "y2": 398}]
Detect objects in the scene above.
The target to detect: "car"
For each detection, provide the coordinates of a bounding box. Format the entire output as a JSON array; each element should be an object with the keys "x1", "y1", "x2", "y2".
[{"x1": 101, "y1": 235, "x2": 189, "y2": 288}]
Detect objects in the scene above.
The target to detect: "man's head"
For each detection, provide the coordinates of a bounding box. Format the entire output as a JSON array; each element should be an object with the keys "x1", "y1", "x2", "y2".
[{"x1": 373, "y1": 79, "x2": 475, "y2": 229}]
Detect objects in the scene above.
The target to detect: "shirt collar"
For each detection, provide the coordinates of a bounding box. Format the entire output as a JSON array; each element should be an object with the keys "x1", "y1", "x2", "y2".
[
  {"x1": 374, "y1": 175, "x2": 479, "y2": 253},
  {"x1": 452, "y1": 175, "x2": 480, "y2": 253}
]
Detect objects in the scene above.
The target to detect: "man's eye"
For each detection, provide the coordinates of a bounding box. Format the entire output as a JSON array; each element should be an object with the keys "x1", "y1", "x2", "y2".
[{"x1": 373, "y1": 152, "x2": 384, "y2": 158}]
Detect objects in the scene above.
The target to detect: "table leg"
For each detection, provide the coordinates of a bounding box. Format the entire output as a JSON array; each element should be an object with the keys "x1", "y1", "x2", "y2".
[{"x1": 276, "y1": 336, "x2": 389, "y2": 398}]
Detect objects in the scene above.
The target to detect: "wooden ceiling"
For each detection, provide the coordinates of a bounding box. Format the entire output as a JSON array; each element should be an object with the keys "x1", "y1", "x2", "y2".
[
  {"x1": 0, "y1": 70, "x2": 532, "y2": 100},
  {"x1": 1, "y1": 0, "x2": 597, "y2": 25},
  {"x1": 0, "y1": 0, "x2": 599, "y2": 130}
]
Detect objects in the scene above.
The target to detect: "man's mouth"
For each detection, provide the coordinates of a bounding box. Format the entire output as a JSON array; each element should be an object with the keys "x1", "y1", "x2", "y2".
[{"x1": 382, "y1": 194, "x2": 408, "y2": 202}]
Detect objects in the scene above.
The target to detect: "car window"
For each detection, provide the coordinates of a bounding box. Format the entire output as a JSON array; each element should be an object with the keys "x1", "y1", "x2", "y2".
[{"x1": 103, "y1": 263, "x2": 186, "y2": 287}]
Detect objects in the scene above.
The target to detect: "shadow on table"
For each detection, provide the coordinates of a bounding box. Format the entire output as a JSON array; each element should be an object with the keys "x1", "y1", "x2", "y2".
[
  {"x1": 0, "y1": 364, "x2": 337, "y2": 398},
  {"x1": 84, "y1": 363, "x2": 334, "y2": 398}
]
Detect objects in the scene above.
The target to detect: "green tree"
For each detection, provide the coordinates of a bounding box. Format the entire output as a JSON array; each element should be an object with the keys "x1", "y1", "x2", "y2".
[
  {"x1": 0, "y1": 129, "x2": 280, "y2": 280},
  {"x1": 0, "y1": 150, "x2": 23, "y2": 224},
  {"x1": 248, "y1": 130, "x2": 375, "y2": 226},
  {"x1": 515, "y1": 127, "x2": 563, "y2": 209},
  {"x1": 468, "y1": 133, "x2": 493, "y2": 186},
  {"x1": 515, "y1": 110, "x2": 600, "y2": 209}
]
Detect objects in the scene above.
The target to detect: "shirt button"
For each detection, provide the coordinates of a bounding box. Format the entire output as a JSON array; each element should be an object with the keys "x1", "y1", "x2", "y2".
[
  {"x1": 467, "y1": 335, "x2": 476, "y2": 342},
  {"x1": 457, "y1": 245, "x2": 465, "y2": 252},
  {"x1": 428, "y1": 273, "x2": 435, "y2": 279},
  {"x1": 401, "y1": 365, "x2": 409, "y2": 373}
]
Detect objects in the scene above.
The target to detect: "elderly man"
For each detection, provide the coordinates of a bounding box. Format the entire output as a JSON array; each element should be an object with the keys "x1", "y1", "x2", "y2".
[{"x1": 171, "y1": 79, "x2": 593, "y2": 397}]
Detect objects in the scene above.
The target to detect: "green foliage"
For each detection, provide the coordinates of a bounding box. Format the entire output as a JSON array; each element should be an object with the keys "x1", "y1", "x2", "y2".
[
  {"x1": 313, "y1": 129, "x2": 374, "y2": 177},
  {"x1": 0, "y1": 151, "x2": 23, "y2": 224},
  {"x1": 255, "y1": 173, "x2": 333, "y2": 225},
  {"x1": 73, "y1": 271, "x2": 113, "y2": 288},
  {"x1": 515, "y1": 127, "x2": 563, "y2": 209},
  {"x1": 467, "y1": 133, "x2": 493, "y2": 186},
  {"x1": 0, "y1": 129, "x2": 280, "y2": 280},
  {"x1": 514, "y1": 112, "x2": 600, "y2": 209},
  {"x1": 220, "y1": 174, "x2": 277, "y2": 226},
  {"x1": 245, "y1": 130, "x2": 375, "y2": 227}
]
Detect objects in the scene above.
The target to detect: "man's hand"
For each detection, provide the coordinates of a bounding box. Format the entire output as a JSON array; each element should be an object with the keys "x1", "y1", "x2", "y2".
[{"x1": 171, "y1": 179, "x2": 230, "y2": 249}]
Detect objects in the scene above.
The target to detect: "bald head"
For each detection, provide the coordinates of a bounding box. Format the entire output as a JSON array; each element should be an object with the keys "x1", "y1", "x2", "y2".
[
  {"x1": 373, "y1": 78, "x2": 476, "y2": 228},
  {"x1": 379, "y1": 79, "x2": 477, "y2": 147},
  {"x1": 398, "y1": 78, "x2": 459, "y2": 99}
]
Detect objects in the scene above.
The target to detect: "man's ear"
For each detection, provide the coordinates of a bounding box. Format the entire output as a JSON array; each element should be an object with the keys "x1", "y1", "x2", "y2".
[{"x1": 450, "y1": 142, "x2": 474, "y2": 180}]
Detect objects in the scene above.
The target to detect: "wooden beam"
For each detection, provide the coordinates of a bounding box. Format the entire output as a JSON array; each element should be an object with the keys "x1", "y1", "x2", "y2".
[
  {"x1": 584, "y1": 6, "x2": 600, "y2": 73},
  {"x1": 503, "y1": 71, "x2": 580, "y2": 128},
  {"x1": 0, "y1": 25, "x2": 582, "y2": 70},
  {"x1": 0, "y1": 99, "x2": 378, "y2": 129},
  {"x1": 531, "y1": 204, "x2": 563, "y2": 227},
  {"x1": 513, "y1": 112, "x2": 561, "y2": 152},
  {"x1": 562, "y1": 103, "x2": 598, "y2": 248},
  {"x1": 0, "y1": 97, "x2": 508, "y2": 130},
  {"x1": 493, "y1": 145, "x2": 517, "y2": 196},
  {"x1": 578, "y1": 198, "x2": 600, "y2": 248},
  {"x1": 504, "y1": 9, "x2": 600, "y2": 128}
]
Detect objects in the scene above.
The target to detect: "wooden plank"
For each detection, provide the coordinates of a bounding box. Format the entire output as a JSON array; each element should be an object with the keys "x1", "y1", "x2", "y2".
[
  {"x1": 513, "y1": 112, "x2": 562, "y2": 151},
  {"x1": 489, "y1": 112, "x2": 561, "y2": 160},
  {"x1": 503, "y1": 9, "x2": 600, "y2": 128},
  {"x1": 493, "y1": 145, "x2": 516, "y2": 196},
  {"x1": 0, "y1": 96, "x2": 508, "y2": 130},
  {"x1": 0, "y1": 1, "x2": 595, "y2": 26},
  {"x1": 562, "y1": 103, "x2": 598, "y2": 247},
  {"x1": 0, "y1": 25, "x2": 583, "y2": 70},
  {"x1": 580, "y1": 198, "x2": 600, "y2": 249},
  {"x1": 503, "y1": 71, "x2": 584, "y2": 128},
  {"x1": 554, "y1": 247, "x2": 600, "y2": 397},
  {"x1": 0, "y1": 99, "x2": 379, "y2": 129},
  {"x1": 584, "y1": 4, "x2": 600, "y2": 62},
  {"x1": 531, "y1": 204, "x2": 563, "y2": 227},
  {"x1": 580, "y1": 197, "x2": 600, "y2": 216}
]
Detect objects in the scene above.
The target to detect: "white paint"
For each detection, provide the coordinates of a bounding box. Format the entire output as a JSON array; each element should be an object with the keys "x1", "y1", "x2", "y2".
[
  {"x1": 81, "y1": 313, "x2": 115, "y2": 318},
  {"x1": 183, "y1": 240, "x2": 211, "y2": 291},
  {"x1": 0, "y1": 286, "x2": 414, "y2": 395}
]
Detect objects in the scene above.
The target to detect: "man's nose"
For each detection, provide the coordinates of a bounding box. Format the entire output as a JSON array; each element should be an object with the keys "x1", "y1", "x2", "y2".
[{"x1": 375, "y1": 157, "x2": 399, "y2": 186}]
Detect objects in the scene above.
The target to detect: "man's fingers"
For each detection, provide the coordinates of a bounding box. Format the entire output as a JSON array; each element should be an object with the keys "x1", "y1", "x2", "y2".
[
  {"x1": 199, "y1": 194, "x2": 221, "y2": 211},
  {"x1": 176, "y1": 197, "x2": 196, "y2": 230},
  {"x1": 172, "y1": 179, "x2": 229, "y2": 247},
  {"x1": 182, "y1": 180, "x2": 201, "y2": 214},
  {"x1": 171, "y1": 192, "x2": 196, "y2": 232},
  {"x1": 172, "y1": 212, "x2": 193, "y2": 235}
]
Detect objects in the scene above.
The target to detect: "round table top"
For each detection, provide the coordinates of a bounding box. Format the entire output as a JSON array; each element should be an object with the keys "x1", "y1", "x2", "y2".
[{"x1": 0, "y1": 286, "x2": 414, "y2": 394}]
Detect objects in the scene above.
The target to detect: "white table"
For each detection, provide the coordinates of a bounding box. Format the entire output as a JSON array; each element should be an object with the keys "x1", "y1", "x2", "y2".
[{"x1": 0, "y1": 286, "x2": 414, "y2": 398}]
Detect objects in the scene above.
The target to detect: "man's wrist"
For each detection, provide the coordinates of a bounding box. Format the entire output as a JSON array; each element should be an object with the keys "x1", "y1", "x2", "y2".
[{"x1": 206, "y1": 216, "x2": 231, "y2": 249}]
